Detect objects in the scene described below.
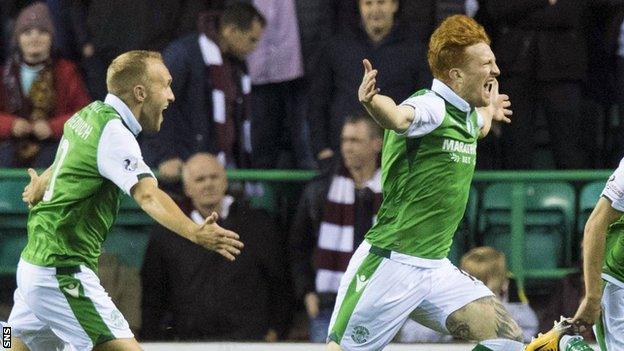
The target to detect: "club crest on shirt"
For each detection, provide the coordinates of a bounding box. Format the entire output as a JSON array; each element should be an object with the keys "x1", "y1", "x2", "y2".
[{"x1": 123, "y1": 156, "x2": 138, "y2": 172}]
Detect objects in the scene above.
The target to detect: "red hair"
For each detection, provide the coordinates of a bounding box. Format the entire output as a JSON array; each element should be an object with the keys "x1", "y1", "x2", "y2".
[{"x1": 427, "y1": 15, "x2": 491, "y2": 80}]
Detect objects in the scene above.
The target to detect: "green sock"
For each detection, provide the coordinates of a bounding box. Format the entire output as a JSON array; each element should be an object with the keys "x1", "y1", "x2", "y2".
[
  {"x1": 561, "y1": 336, "x2": 595, "y2": 351},
  {"x1": 472, "y1": 345, "x2": 494, "y2": 351}
]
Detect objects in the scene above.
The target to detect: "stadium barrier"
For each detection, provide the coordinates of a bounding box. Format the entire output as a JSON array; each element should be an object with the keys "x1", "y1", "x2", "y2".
[{"x1": 0, "y1": 168, "x2": 613, "y2": 295}]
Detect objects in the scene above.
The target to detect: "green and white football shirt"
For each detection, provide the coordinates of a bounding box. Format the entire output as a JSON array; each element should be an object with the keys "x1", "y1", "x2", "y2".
[
  {"x1": 365, "y1": 79, "x2": 483, "y2": 263},
  {"x1": 599, "y1": 162, "x2": 624, "y2": 286},
  {"x1": 21, "y1": 94, "x2": 154, "y2": 271}
]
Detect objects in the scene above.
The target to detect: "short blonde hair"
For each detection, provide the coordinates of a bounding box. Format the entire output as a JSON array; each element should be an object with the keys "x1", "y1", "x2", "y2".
[
  {"x1": 460, "y1": 246, "x2": 507, "y2": 293},
  {"x1": 427, "y1": 15, "x2": 490, "y2": 80},
  {"x1": 106, "y1": 50, "x2": 163, "y2": 97}
]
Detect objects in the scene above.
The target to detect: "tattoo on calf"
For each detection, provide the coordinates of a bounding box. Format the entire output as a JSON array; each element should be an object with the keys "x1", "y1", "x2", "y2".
[
  {"x1": 447, "y1": 318, "x2": 474, "y2": 341},
  {"x1": 492, "y1": 298, "x2": 523, "y2": 341},
  {"x1": 446, "y1": 297, "x2": 523, "y2": 342}
]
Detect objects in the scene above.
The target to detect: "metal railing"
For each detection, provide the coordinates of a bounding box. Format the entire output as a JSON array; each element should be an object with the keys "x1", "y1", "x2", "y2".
[{"x1": 0, "y1": 169, "x2": 614, "y2": 294}]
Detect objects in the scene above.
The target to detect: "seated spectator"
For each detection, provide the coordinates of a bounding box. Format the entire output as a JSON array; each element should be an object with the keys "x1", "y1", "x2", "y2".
[
  {"x1": 460, "y1": 247, "x2": 539, "y2": 342},
  {"x1": 0, "y1": 2, "x2": 90, "y2": 167},
  {"x1": 98, "y1": 252, "x2": 142, "y2": 334},
  {"x1": 289, "y1": 114, "x2": 383, "y2": 342},
  {"x1": 398, "y1": 246, "x2": 539, "y2": 343},
  {"x1": 144, "y1": 3, "x2": 265, "y2": 181},
  {"x1": 140, "y1": 153, "x2": 289, "y2": 341}
]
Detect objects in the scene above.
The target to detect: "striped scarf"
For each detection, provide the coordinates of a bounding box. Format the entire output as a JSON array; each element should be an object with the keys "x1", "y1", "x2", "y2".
[{"x1": 313, "y1": 167, "x2": 382, "y2": 293}]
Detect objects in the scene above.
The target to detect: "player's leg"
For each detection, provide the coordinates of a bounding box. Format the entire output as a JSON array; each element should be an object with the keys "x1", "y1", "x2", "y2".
[
  {"x1": 594, "y1": 281, "x2": 624, "y2": 350},
  {"x1": 6, "y1": 337, "x2": 29, "y2": 351},
  {"x1": 6, "y1": 263, "x2": 67, "y2": 351},
  {"x1": 21, "y1": 262, "x2": 134, "y2": 351},
  {"x1": 446, "y1": 296, "x2": 523, "y2": 342},
  {"x1": 412, "y1": 261, "x2": 524, "y2": 351},
  {"x1": 93, "y1": 337, "x2": 142, "y2": 351},
  {"x1": 325, "y1": 242, "x2": 428, "y2": 350}
]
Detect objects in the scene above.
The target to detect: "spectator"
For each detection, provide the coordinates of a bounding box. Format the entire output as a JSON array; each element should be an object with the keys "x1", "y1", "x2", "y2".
[
  {"x1": 98, "y1": 253, "x2": 142, "y2": 334},
  {"x1": 66, "y1": 0, "x2": 206, "y2": 99},
  {"x1": 0, "y1": 2, "x2": 90, "y2": 167},
  {"x1": 289, "y1": 115, "x2": 383, "y2": 342},
  {"x1": 460, "y1": 247, "x2": 538, "y2": 342},
  {"x1": 141, "y1": 153, "x2": 289, "y2": 341},
  {"x1": 307, "y1": 0, "x2": 429, "y2": 167},
  {"x1": 247, "y1": 0, "x2": 315, "y2": 170},
  {"x1": 145, "y1": 2, "x2": 265, "y2": 181},
  {"x1": 485, "y1": 0, "x2": 589, "y2": 169},
  {"x1": 399, "y1": 247, "x2": 538, "y2": 343}
]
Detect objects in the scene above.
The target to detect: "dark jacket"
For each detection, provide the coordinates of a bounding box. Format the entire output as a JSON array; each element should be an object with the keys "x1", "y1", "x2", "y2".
[
  {"x1": 307, "y1": 24, "x2": 430, "y2": 155},
  {"x1": 288, "y1": 172, "x2": 332, "y2": 301},
  {"x1": 140, "y1": 200, "x2": 290, "y2": 341},
  {"x1": 486, "y1": 0, "x2": 588, "y2": 82},
  {"x1": 143, "y1": 33, "x2": 249, "y2": 166}
]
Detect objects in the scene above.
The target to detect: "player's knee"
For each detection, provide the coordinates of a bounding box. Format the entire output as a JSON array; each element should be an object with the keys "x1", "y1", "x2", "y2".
[
  {"x1": 327, "y1": 341, "x2": 343, "y2": 351},
  {"x1": 8, "y1": 336, "x2": 30, "y2": 351},
  {"x1": 93, "y1": 337, "x2": 142, "y2": 351}
]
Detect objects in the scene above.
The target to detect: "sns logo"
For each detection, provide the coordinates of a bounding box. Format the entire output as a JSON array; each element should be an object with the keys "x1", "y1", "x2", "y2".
[
  {"x1": 355, "y1": 274, "x2": 369, "y2": 293},
  {"x1": 2, "y1": 326, "x2": 10, "y2": 348}
]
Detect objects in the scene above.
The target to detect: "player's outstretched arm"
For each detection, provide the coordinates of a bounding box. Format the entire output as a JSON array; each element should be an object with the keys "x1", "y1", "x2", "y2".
[
  {"x1": 477, "y1": 79, "x2": 511, "y2": 138},
  {"x1": 573, "y1": 197, "x2": 622, "y2": 326},
  {"x1": 131, "y1": 177, "x2": 244, "y2": 261},
  {"x1": 22, "y1": 167, "x2": 52, "y2": 208},
  {"x1": 358, "y1": 59, "x2": 414, "y2": 133}
]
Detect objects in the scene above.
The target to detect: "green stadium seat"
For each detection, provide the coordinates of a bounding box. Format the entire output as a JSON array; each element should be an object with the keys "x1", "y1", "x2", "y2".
[
  {"x1": 0, "y1": 179, "x2": 29, "y2": 213},
  {"x1": 578, "y1": 181, "x2": 604, "y2": 233},
  {"x1": 481, "y1": 182, "x2": 575, "y2": 268},
  {"x1": 115, "y1": 195, "x2": 153, "y2": 227},
  {"x1": 0, "y1": 179, "x2": 30, "y2": 230},
  {"x1": 483, "y1": 226, "x2": 561, "y2": 270},
  {"x1": 103, "y1": 227, "x2": 149, "y2": 268},
  {"x1": 0, "y1": 234, "x2": 27, "y2": 274}
]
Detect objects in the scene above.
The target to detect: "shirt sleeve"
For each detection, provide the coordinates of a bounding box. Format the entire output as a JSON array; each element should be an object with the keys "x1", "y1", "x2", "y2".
[
  {"x1": 602, "y1": 159, "x2": 624, "y2": 212},
  {"x1": 97, "y1": 120, "x2": 155, "y2": 195},
  {"x1": 398, "y1": 92, "x2": 446, "y2": 138}
]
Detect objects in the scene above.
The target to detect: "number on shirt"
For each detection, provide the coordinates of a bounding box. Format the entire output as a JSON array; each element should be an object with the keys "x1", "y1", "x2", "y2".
[{"x1": 43, "y1": 138, "x2": 70, "y2": 202}]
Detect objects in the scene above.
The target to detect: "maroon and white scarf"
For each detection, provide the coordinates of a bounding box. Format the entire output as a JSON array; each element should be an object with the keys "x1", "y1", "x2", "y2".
[
  {"x1": 313, "y1": 167, "x2": 382, "y2": 293},
  {"x1": 199, "y1": 34, "x2": 252, "y2": 168}
]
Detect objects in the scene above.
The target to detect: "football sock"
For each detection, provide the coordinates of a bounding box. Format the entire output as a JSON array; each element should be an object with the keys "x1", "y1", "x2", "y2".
[
  {"x1": 472, "y1": 339, "x2": 525, "y2": 350},
  {"x1": 560, "y1": 335, "x2": 595, "y2": 351}
]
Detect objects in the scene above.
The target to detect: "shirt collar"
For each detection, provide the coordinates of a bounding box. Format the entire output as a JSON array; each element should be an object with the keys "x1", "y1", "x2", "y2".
[
  {"x1": 431, "y1": 79, "x2": 471, "y2": 113},
  {"x1": 190, "y1": 195, "x2": 235, "y2": 224},
  {"x1": 104, "y1": 94, "x2": 142, "y2": 136}
]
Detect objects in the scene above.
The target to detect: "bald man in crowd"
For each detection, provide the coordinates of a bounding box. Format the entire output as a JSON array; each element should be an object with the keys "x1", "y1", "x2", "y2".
[{"x1": 141, "y1": 153, "x2": 290, "y2": 341}]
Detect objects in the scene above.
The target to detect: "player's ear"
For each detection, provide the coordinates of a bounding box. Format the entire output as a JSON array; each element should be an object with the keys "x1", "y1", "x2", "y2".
[
  {"x1": 449, "y1": 68, "x2": 462, "y2": 83},
  {"x1": 133, "y1": 85, "x2": 147, "y2": 103}
]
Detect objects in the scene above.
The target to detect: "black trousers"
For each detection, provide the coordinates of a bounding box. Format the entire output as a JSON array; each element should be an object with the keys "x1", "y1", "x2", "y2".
[
  {"x1": 250, "y1": 78, "x2": 316, "y2": 169},
  {"x1": 500, "y1": 76, "x2": 588, "y2": 169}
]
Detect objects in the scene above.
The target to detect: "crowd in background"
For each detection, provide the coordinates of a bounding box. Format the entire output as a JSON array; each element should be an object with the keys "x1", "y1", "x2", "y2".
[{"x1": 0, "y1": 0, "x2": 621, "y2": 343}]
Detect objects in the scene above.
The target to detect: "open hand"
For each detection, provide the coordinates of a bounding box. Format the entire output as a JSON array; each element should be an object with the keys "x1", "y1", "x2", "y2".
[
  {"x1": 487, "y1": 79, "x2": 512, "y2": 124},
  {"x1": 572, "y1": 296, "x2": 602, "y2": 328},
  {"x1": 193, "y1": 211, "x2": 244, "y2": 261},
  {"x1": 22, "y1": 168, "x2": 46, "y2": 208},
  {"x1": 358, "y1": 59, "x2": 380, "y2": 104}
]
